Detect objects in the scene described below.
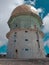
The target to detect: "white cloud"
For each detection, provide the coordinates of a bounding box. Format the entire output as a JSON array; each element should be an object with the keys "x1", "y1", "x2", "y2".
[
  {"x1": 44, "y1": 40, "x2": 49, "y2": 47},
  {"x1": 0, "y1": 0, "x2": 24, "y2": 23},
  {"x1": 37, "y1": 8, "x2": 43, "y2": 13},
  {"x1": 30, "y1": 0, "x2": 36, "y2": 5},
  {"x1": 43, "y1": 13, "x2": 49, "y2": 33},
  {"x1": 0, "y1": 0, "x2": 24, "y2": 46},
  {"x1": 0, "y1": 41, "x2": 6, "y2": 47},
  {"x1": 31, "y1": 6, "x2": 37, "y2": 11},
  {"x1": 15, "y1": 0, "x2": 24, "y2": 5},
  {"x1": 24, "y1": 0, "x2": 36, "y2": 5}
]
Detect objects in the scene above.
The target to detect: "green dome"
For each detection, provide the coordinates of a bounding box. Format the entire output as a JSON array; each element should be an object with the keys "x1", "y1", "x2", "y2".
[{"x1": 8, "y1": 4, "x2": 42, "y2": 29}]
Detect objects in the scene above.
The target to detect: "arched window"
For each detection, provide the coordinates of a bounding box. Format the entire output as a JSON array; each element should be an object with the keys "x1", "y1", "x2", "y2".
[
  {"x1": 25, "y1": 48, "x2": 29, "y2": 51},
  {"x1": 15, "y1": 49, "x2": 18, "y2": 53},
  {"x1": 25, "y1": 39, "x2": 28, "y2": 41},
  {"x1": 14, "y1": 40, "x2": 16, "y2": 42},
  {"x1": 25, "y1": 30, "x2": 28, "y2": 33}
]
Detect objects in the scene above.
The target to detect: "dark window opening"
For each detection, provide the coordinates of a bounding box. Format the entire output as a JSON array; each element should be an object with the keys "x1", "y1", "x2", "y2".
[
  {"x1": 25, "y1": 31, "x2": 28, "y2": 33},
  {"x1": 25, "y1": 39, "x2": 28, "y2": 41},
  {"x1": 16, "y1": 24, "x2": 17, "y2": 27},
  {"x1": 14, "y1": 32, "x2": 17, "y2": 34},
  {"x1": 0, "y1": 54, "x2": 6, "y2": 57},
  {"x1": 14, "y1": 40, "x2": 16, "y2": 42},
  {"x1": 14, "y1": 35, "x2": 16, "y2": 37},
  {"x1": 36, "y1": 40, "x2": 39, "y2": 42},
  {"x1": 3, "y1": 55, "x2": 6, "y2": 57},
  {"x1": 15, "y1": 49, "x2": 18, "y2": 53},
  {"x1": 25, "y1": 48, "x2": 29, "y2": 51}
]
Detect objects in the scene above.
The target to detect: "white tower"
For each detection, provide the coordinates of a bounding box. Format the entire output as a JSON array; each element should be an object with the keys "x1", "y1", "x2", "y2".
[{"x1": 6, "y1": 4, "x2": 45, "y2": 59}]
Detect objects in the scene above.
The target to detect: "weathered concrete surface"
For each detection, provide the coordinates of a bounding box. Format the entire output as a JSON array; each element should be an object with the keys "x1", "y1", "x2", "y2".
[{"x1": 0, "y1": 58, "x2": 49, "y2": 65}]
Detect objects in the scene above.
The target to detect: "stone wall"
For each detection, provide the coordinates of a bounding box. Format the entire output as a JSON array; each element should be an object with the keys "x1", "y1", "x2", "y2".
[{"x1": 0, "y1": 58, "x2": 49, "y2": 65}]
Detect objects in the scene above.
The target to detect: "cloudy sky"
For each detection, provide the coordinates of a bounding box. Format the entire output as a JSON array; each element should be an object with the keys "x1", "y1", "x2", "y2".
[
  {"x1": 0, "y1": 0, "x2": 49, "y2": 54},
  {"x1": 0, "y1": 0, "x2": 25, "y2": 46},
  {"x1": 0, "y1": 0, "x2": 38, "y2": 46}
]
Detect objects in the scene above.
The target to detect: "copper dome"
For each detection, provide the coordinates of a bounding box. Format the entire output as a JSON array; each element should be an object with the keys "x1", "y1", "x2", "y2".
[{"x1": 8, "y1": 4, "x2": 42, "y2": 25}]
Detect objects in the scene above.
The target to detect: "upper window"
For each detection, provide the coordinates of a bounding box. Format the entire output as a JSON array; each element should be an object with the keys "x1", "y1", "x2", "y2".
[
  {"x1": 25, "y1": 39, "x2": 28, "y2": 41},
  {"x1": 15, "y1": 49, "x2": 18, "y2": 53},
  {"x1": 16, "y1": 24, "x2": 17, "y2": 27},
  {"x1": 14, "y1": 35, "x2": 16, "y2": 37},
  {"x1": 25, "y1": 30, "x2": 28, "y2": 33},
  {"x1": 10, "y1": 15, "x2": 41, "y2": 30},
  {"x1": 25, "y1": 48, "x2": 29, "y2": 51},
  {"x1": 36, "y1": 40, "x2": 39, "y2": 42},
  {"x1": 14, "y1": 40, "x2": 16, "y2": 42},
  {"x1": 14, "y1": 32, "x2": 17, "y2": 37},
  {"x1": 15, "y1": 32, "x2": 17, "y2": 34}
]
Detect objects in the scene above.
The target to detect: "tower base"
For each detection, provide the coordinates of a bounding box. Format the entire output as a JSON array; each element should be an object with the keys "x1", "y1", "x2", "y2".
[{"x1": 0, "y1": 58, "x2": 49, "y2": 65}]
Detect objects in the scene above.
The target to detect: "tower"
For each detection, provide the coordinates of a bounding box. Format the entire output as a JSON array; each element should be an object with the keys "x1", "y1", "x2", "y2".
[{"x1": 6, "y1": 4, "x2": 45, "y2": 59}]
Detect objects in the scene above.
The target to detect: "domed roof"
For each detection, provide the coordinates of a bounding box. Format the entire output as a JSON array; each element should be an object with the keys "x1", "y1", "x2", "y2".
[
  {"x1": 12, "y1": 4, "x2": 38, "y2": 16},
  {"x1": 8, "y1": 4, "x2": 42, "y2": 26}
]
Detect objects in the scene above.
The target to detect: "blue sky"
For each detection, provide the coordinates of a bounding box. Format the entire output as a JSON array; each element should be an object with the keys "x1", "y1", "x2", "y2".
[{"x1": 0, "y1": 0, "x2": 49, "y2": 55}]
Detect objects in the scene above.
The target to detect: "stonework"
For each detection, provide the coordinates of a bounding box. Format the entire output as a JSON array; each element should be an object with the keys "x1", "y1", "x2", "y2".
[
  {"x1": 6, "y1": 4, "x2": 45, "y2": 59},
  {"x1": 0, "y1": 58, "x2": 49, "y2": 65}
]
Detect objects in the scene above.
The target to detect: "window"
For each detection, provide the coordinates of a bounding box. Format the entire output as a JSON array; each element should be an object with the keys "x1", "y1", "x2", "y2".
[
  {"x1": 3, "y1": 55, "x2": 6, "y2": 57},
  {"x1": 25, "y1": 48, "x2": 29, "y2": 51},
  {"x1": 36, "y1": 40, "x2": 39, "y2": 42},
  {"x1": 16, "y1": 24, "x2": 17, "y2": 27},
  {"x1": 25, "y1": 31, "x2": 28, "y2": 33},
  {"x1": 14, "y1": 35, "x2": 16, "y2": 37},
  {"x1": 15, "y1": 49, "x2": 18, "y2": 53},
  {"x1": 25, "y1": 39, "x2": 28, "y2": 41},
  {"x1": 14, "y1": 40, "x2": 16, "y2": 42},
  {"x1": 14, "y1": 32, "x2": 17, "y2": 37},
  {"x1": 14, "y1": 32, "x2": 17, "y2": 34}
]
